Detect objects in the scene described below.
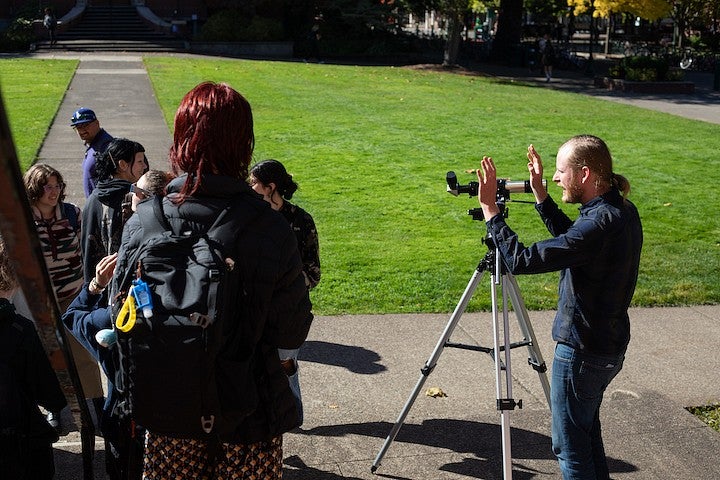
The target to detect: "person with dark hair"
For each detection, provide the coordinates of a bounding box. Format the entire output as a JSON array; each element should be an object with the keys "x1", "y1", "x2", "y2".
[
  {"x1": 81, "y1": 138, "x2": 148, "y2": 283},
  {"x1": 540, "y1": 33, "x2": 556, "y2": 82},
  {"x1": 43, "y1": 7, "x2": 58, "y2": 46},
  {"x1": 476, "y1": 135, "x2": 643, "y2": 479},
  {"x1": 63, "y1": 253, "x2": 146, "y2": 480},
  {"x1": 304, "y1": 15, "x2": 324, "y2": 63},
  {"x1": 0, "y1": 234, "x2": 67, "y2": 480},
  {"x1": 250, "y1": 158, "x2": 320, "y2": 425},
  {"x1": 112, "y1": 81, "x2": 312, "y2": 478},
  {"x1": 70, "y1": 108, "x2": 114, "y2": 197},
  {"x1": 22, "y1": 164, "x2": 104, "y2": 434}
]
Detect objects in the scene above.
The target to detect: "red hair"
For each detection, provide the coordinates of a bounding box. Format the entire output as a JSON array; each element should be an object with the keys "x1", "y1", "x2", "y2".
[{"x1": 169, "y1": 82, "x2": 254, "y2": 201}]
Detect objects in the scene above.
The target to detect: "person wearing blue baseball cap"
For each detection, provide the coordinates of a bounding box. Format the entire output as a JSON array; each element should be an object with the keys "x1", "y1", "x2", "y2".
[{"x1": 71, "y1": 108, "x2": 114, "y2": 198}]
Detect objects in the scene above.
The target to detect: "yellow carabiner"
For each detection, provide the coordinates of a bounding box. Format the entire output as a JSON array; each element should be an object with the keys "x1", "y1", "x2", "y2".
[{"x1": 116, "y1": 290, "x2": 137, "y2": 333}]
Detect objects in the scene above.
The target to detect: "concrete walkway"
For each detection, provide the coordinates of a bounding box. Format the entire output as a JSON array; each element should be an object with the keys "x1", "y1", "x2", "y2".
[
  {"x1": 23, "y1": 51, "x2": 720, "y2": 479},
  {"x1": 36, "y1": 54, "x2": 172, "y2": 208}
]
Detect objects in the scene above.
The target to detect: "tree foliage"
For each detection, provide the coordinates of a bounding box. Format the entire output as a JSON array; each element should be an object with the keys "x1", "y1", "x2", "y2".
[
  {"x1": 399, "y1": 0, "x2": 476, "y2": 65},
  {"x1": 525, "y1": 0, "x2": 570, "y2": 21},
  {"x1": 568, "y1": 0, "x2": 672, "y2": 20}
]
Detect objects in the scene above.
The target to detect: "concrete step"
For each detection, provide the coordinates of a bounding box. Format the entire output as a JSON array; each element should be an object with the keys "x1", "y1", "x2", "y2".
[
  {"x1": 34, "y1": 39, "x2": 188, "y2": 53},
  {"x1": 57, "y1": 5, "x2": 173, "y2": 43}
]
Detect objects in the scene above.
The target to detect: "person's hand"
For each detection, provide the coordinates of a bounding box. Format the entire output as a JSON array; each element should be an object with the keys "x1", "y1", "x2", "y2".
[
  {"x1": 477, "y1": 156, "x2": 501, "y2": 221},
  {"x1": 527, "y1": 144, "x2": 548, "y2": 203},
  {"x1": 94, "y1": 253, "x2": 118, "y2": 290}
]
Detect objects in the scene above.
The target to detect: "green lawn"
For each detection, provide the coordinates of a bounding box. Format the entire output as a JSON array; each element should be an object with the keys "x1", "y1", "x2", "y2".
[
  {"x1": 0, "y1": 58, "x2": 78, "y2": 169},
  {"x1": 3, "y1": 56, "x2": 720, "y2": 315},
  {"x1": 144, "y1": 57, "x2": 720, "y2": 315}
]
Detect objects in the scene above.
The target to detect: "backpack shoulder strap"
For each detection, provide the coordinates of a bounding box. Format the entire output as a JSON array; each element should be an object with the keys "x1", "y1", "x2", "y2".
[
  {"x1": 136, "y1": 192, "x2": 262, "y2": 241},
  {"x1": 62, "y1": 202, "x2": 79, "y2": 231},
  {"x1": 136, "y1": 196, "x2": 171, "y2": 237}
]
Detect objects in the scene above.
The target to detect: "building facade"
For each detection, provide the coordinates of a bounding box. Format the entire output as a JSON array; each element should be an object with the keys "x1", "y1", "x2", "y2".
[{"x1": 2, "y1": 1, "x2": 207, "y2": 22}]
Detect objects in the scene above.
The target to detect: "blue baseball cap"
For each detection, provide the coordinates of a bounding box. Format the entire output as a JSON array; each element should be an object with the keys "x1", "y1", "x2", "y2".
[{"x1": 70, "y1": 108, "x2": 97, "y2": 126}]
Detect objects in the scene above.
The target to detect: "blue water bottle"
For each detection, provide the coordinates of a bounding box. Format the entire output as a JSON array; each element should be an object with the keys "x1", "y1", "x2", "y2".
[{"x1": 132, "y1": 278, "x2": 154, "y2": 318}]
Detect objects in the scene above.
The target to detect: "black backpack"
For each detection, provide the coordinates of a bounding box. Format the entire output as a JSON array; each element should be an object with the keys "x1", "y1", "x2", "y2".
[{"x1": 111, "y1": 195, "x2": 258, "y2": 439}]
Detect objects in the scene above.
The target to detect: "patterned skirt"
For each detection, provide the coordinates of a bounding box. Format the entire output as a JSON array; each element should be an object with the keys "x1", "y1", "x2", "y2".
[{"x1": 143, "y1": 432, "x2": 283, "y2": 480}]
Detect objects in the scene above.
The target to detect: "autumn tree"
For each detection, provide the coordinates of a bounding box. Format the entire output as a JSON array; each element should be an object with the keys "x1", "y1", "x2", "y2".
[
  {"x1": 567, "y1": 0, "x2": 672, "y2": 19},
  {"x1": 568, "y1": 0, "x2": 672, "y2": 55}
]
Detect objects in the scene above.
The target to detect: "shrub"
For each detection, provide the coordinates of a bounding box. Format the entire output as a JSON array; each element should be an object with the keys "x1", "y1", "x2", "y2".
[
  {"x1": 626, "y1": 66, "x2": 657, "y2": 81},
  {"x1": 196, "y1": 9, "x2": 284, "y2": 42},
  {"x1": 197, "y1": 9, "x2": 250, "y2": 42},
  {"x1": 665, "y1": 68, "x2": 686, "y2": 81},
  {"x1": 610, "y1": 55, "x2": 678, "y2": 82},
  {"x1": 0, "y1": 7, "x2": 37, "y2": 52},
  {"x1": 238, "y1": 16, "x2": 284, "y2": 41}
]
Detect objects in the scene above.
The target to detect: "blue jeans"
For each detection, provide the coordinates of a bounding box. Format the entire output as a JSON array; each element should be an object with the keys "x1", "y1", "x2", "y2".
[
  {"x1": 278, "y1": 347, "x2": 303, "y2": 426},
  {"x1": 551, "y1": 343, "x2": 624, "y2": 480}
]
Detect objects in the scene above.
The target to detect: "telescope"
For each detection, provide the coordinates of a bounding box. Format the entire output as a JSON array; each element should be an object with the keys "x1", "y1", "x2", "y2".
[
  {"x1": 446, "y1": 170, "x2": 548, "y2": 222},
  {"x1": 446, "y1": 171, "x2": 546, "y2": 199}
]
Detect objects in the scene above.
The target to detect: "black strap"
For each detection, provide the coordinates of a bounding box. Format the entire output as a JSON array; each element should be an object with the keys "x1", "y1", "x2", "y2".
[
  {"x1": 62, "y1": 202, "x2": 79, "y2": 231},
  {"x1": 137, "y1": 195, "x2": 243, "y2": 239},
  {"x1": 136, "y1": 195, "x2": 170, "y2": 237}
]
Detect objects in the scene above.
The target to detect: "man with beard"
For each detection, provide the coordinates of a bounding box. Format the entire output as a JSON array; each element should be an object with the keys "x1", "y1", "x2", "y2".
[
  {"x1": 70, "y1": 108, "x2": 114, "y2": 198},
  {"x1": 476, "y1": 135, "x2": 643, "y2": 480}
]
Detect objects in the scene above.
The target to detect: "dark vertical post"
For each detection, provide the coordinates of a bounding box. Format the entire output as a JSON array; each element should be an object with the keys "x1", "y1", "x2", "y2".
[
  {"x1": 585, "y1": 1, "x2": 596, "y2": 77},
  {"x1": 0, "y1": 88, "x2": 96, "y2": 479}
]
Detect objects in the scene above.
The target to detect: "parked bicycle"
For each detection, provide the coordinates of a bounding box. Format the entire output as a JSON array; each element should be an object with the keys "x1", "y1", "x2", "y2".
[
  {"x1": 679, "y1": 47, "x2": 695, "y2": 70},
  {"x1": 623, "y1": 41, "x2": 652, "y2": 57},
  {"x1": 556, "y1": 47, "x2": 586, "y2": 71},
  {"x1": 673, "y1": 47, "x2": 717, "y2": 72}
]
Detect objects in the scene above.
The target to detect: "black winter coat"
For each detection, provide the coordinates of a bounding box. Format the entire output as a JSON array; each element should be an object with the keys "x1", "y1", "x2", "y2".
[
  {"x1": 112, "y1": 174, "x2": 313, "y2": 444},
  {"x1": 81, "y1": 178, "x2": 132, "y2": 282},
  {"x1": 0, "y1": 299, "x2": 67, "y2": 444}
]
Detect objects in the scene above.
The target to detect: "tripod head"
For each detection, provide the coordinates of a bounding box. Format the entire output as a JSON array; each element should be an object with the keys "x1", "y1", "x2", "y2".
[{"x1": 446, "y1": 170, "x2": 546, "y2": 222}]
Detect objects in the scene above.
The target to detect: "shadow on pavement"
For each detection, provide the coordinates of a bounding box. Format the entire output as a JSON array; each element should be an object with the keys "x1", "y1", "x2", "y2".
[
  {"x1": 297, "y1": 419, "x2": 637, "y2": 479},
  {"x1": 300, "y1": 340, "x2": 386, "y2": 374},
  {"x1": 284, "y1": 455, "x2": 367, "y2": 480}
]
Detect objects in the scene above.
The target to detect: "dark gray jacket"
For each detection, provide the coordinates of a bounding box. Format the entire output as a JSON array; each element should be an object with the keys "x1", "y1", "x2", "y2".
[{"x1": 487, "y1": 188, "x2": 642, "y2": 355}]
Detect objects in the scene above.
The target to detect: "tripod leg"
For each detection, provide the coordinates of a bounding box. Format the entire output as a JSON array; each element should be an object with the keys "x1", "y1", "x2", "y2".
[
  {"x1": 505, "y1": 272, "x2": 551, "y2": 408},
  {"x1": 493, "y1": 260, "x2": 514, "y2": 479},
  {"x1": 371, "y1": 266, "x2": 487, "y2": 473}
]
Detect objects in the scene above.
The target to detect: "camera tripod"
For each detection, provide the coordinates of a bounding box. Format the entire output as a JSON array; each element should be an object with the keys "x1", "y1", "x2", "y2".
[{"x1": 371, "y1": 236, "x2": 551, "y2": 479}]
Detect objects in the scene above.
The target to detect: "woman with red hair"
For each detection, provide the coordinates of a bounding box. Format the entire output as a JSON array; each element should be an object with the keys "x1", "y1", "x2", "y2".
[{"x1": 112, "y1": 82, "x2": 313, "y2": 479}]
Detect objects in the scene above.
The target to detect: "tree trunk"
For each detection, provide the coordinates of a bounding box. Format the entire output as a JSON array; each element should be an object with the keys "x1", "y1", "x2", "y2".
[
  {"x1": 490, "y1": 0, "x2": 523, "y2": 63},
  {"x1": 604, "y1": 15, "x2": 611, "y2": 55},
  {"x1": 443, "y1": 12, "x2": 463, "y2": 67}
]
